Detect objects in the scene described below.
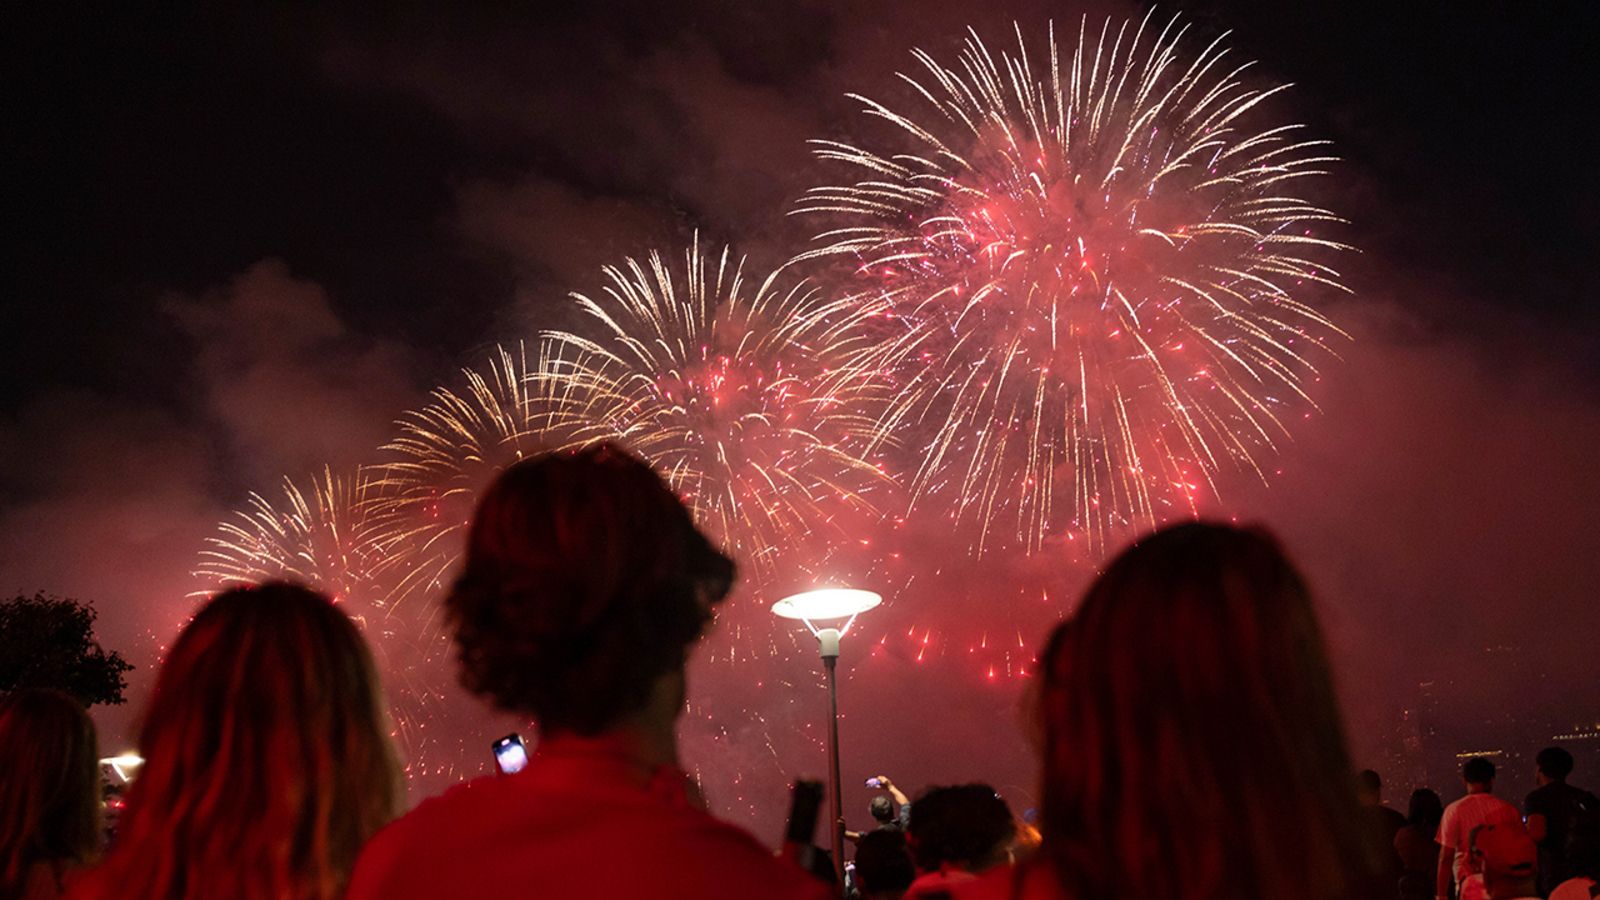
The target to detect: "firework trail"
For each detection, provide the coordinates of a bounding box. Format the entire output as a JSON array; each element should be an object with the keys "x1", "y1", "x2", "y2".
[
  {"x1": 795, "y1": 13, "x2": 1349, "y2": 555},
  {"x1": 541, "y1": 234, "x2": 894, "y2": 581}
]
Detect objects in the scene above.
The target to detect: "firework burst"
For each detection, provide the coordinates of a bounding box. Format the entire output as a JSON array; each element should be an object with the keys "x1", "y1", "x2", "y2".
[
  {"x1": 795, "y1": 13, "x2": 1349, "y2": 554},
  {"x1": 195, "y1": 465, "x2": 416, "y2": 610},
  {"x1": 376, "y1": 342, "x2": 599, "y2": 594},
  {"x1": 194, "y1": 466, "x2": 484, "y2": 782},
  {"x1": 542, "y1": 234, "x2": 893, "y2": 579}
]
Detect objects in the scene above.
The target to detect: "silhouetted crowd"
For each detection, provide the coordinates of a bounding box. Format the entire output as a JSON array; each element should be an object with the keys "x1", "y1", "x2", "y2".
[{"x1": 2, "y1": 445, "x2": 1596, "y2": 899}]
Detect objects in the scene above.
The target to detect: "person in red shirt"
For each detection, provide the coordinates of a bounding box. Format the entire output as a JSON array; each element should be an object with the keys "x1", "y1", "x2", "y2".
[
  {"x1": 1439, "y1": 758, "x2": 1524, "y2": 900},
  {"x1": 346, "y1": 444, "x2": 830, "y2": 900}
]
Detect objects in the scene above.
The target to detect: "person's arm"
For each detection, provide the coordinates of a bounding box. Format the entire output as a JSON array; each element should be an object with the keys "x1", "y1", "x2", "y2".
[
  {"x1": 1527, "y1": 812, "x2": 1548, "y2": 843},
  {"x1": 875, "y1": 774, "x2": 910, "y2": 808},
  {"x1": 1437, "y1": 809, "x2": 1456, "y2": 900},
  {"x1": 1436, "y1": 846, "x2": 1454, "y2": 900},
  {"x1": 1526, "y1": 790, "x2": 1549, "y2": 843},
  {"x1": 1394, "y1": 824, "x2": 1412, "y2": 861}
]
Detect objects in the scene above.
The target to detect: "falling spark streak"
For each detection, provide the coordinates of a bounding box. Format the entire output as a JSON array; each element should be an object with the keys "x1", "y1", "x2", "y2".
[{"x1": 794, "y1": 13, "x2": 1350, "y2": 555}]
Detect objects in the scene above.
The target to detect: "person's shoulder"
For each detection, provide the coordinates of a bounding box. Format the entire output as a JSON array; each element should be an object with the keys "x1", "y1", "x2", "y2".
[
  {"x1": 348, "y1": 774, "x2": 512, "y2": 890},
  {"x1": 376, "y1": 773, "x2": 504, "y2": 837},
  {"x1": 943, "y1": 864, "x2": 1071, "y2": 900},
  {"x1": 1489, "y1": 793, "x2": 1522, "y2": 816},
  {"x1": 632, "y1": 806, "x2": 829, "y2": 898},
  {"x1": 1440, "y1": 796, "x2": 1464, "y2": 822},
  {"x1": 1564, "y1": 782, "x2": 1599, "y2": 803},
  {"x1": 1452, "y1": 792, "x2": 1517, "y2": 816},
  {"x1": 350, "y1": 779, "x2": 827, "y2": 900},
  {"x1": 1439, "y1": 799, "x2": 1467, "y2": 844},
  {"x1": 1548, "y1": 876, "x2": 1598, "y2": 900}
]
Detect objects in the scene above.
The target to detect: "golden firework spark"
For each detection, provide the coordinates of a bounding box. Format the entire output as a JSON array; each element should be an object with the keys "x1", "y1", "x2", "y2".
[{"x1": 195, "y1": 465, "x2": 419, "y2": 609}]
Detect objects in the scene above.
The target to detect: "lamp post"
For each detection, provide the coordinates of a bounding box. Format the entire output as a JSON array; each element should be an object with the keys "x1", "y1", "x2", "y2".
[{"x1": 772, "y1": 587, "x2": 881, "y2": 890}]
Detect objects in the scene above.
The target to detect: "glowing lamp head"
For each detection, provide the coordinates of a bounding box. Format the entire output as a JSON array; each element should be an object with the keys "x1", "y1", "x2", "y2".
[
  {"x1": 773, "y1": 587, "x2": 881, "y2": 659},
  {"x1": 772, "y1": 587, "x2": 881, "y2": 624},
  {"x1": 100, "y1": 753, "x2": 145, "y2": 783}
]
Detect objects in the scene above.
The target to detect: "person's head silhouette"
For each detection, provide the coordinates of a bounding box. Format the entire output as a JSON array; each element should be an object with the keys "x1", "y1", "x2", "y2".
[{"x1": 1031, "y1": 522, "x2": 1369, "y2": 900}]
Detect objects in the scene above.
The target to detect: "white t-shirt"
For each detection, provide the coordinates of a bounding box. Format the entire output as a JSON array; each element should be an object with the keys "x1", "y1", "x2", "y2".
[
  {"x1": 1550, "y1": 876, "x2": 1598, "y2": 900},
  {"x1": 1437, "y1": 792, "x2": 1522, "y2": 885}
]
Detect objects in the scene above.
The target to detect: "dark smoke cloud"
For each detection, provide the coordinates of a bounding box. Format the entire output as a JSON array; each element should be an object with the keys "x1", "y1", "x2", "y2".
[
  {"x1": 1235, "y1": 295, "x2": 1600, "y2": 752},
  {"x1": 1, "y1": 258, "x2": 422, "y2": 755},
  {"x1": 165, "y1": 259, "x2": 421, "y2": 482},
  {"x1": 0, "y1": 390, "x2": 223, "y2": 751}
]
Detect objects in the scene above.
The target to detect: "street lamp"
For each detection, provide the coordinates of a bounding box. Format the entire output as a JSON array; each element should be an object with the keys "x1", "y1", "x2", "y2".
[
  {"x1": 772, "y1": 587, "x2": 881, "y2": 889},
  {"x1": 99, "y1": 753, "x2": 144, "y2": 783}
]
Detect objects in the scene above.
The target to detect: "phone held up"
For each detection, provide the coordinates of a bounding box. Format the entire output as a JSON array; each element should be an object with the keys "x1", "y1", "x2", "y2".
[{"x1": 492, "y1": 733, "x2": 528, "y2": 775}]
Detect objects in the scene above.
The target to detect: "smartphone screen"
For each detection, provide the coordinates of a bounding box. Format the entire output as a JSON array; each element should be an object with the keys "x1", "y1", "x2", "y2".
[{"x1": 492, "y1": 733, "x2": 528, "y2": 774}]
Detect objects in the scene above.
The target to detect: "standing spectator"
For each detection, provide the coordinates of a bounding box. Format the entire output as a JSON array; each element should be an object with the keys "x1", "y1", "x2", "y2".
[
  {"x1": 903, "y1": 784, "x2": 1014, "y2": 897},
  {"x1": 1396, "y1": 789, "x2": 1446, "y2": 900},
  {"x1": 1472, "y1": 822, "x2": 1541, "y2": 900},
  {"x1": 345, "y1": 445, "x2": 829, "y2": 900},
  {"x1": 848, "y1": 798, "x2": 902, "y2": 843},
  {"x1": 848, "y1": 776, "x2": 912, "y2": 842},
  {"x1": 869, "y1": 796, "x2": 901, "y2": 830},
  {"x1": 948, "y1": 522, "x2": 1373, "y2": 900},
  {"x1": 0, "y1": 690, "x2": 99, "y2": 900},
  {"x1": 875, "y1": 775, "x2": 913, "y2": 829},
  {"x1": 1358, "y1": 768, "x2": 1409, "y2": 891},
  {"x1": 70, "y1": 584, "x2": 401, "y2": 900},
  {"x1": 1439, "y1": 758, "x2": 1524, "y2": 900},
  {"x1": 854, "y1": 829, "x2": 916, "y2": 900},
  {"x1": 1527, "y1": 747, "x2": 1600, "y2": 896}
]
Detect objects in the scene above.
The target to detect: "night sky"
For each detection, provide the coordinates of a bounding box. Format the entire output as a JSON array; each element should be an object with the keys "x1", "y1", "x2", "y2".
[{"x1": 5, "y1": 2, "x2": 1598, "y2": 834}]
